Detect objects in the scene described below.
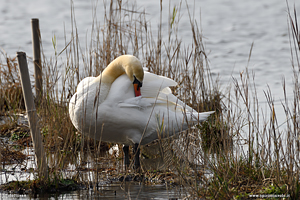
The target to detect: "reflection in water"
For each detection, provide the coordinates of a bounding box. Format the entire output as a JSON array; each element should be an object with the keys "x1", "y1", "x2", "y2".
[
  {"x1": 63, "y1": 183, "x2": 184, "y2": 200},
  {"x1": 0, "y1": 182, "x2": 185, "y2": 200}
]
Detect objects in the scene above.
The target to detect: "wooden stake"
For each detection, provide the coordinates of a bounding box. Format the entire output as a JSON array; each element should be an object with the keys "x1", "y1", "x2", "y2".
[
  {"x1": 31, "y1": 18, "x2": 42, "y2": 104},
  {"x1": 17, "y1": 52, "x2": 48, "y2": 180}
]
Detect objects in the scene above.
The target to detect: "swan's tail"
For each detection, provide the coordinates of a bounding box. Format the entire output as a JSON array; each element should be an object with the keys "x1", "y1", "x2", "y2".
[{"x1": 187, "y1": 111, "x2": 215, "y2": 122}]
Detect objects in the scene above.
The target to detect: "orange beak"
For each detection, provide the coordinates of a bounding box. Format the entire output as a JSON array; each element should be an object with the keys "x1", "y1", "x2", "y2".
[{"x1": 134, "y1": 83, "x2": 141, "y2": 97}]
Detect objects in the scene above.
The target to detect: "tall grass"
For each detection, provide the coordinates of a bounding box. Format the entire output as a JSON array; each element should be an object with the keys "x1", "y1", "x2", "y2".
[{"x1": 0, "y1": 0, "x2": 300, "y2": 199}]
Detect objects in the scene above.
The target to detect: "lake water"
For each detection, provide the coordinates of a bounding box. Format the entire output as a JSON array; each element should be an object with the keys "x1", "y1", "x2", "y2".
[
  {"x1": 0, "y1": 182, "x2": 184, "y2": 200},
  {"x1": 0, "y1": 0, "x2": 300, "y2": 198}
]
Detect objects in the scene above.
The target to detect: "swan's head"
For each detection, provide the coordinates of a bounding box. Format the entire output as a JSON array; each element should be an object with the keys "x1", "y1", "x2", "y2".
[
  {"x1": 102, "y1": 55, "x2": 144, "y2": 97},
  {"x1": 123, "y1": 55, "x2": 144, "y2": 97},
  {"x1": 132, "y1": 74, "x2": 143, "y2": 97}
]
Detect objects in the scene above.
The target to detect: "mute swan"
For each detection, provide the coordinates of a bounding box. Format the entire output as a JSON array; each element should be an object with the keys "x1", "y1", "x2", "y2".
[{"x1": 69, "y1": 55, "x2": 214, "y2": 170}]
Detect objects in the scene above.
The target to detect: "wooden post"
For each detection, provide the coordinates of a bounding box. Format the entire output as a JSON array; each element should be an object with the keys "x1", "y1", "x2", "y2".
[
  {"x1": 31, "y1": 18, "x2": 42, "y2": 104},
  {"x1": 17, "y1": 52, "x2": 48, "y2": 180}
]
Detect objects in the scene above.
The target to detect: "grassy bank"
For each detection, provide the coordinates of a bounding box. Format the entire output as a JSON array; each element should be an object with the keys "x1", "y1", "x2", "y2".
[{"x1": 0, "y1": 0, "x2": 300, "y2": 199}]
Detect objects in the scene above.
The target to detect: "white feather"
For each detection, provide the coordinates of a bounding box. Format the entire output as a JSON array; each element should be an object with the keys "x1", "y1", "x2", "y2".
[{"x1": 69, "y1": 62, "x2": 214, "y2": 146}]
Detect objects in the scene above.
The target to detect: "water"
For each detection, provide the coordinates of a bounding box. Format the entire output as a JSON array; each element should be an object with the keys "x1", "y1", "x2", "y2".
[
  {"x1": 1, "y1": 0, "x2": 300, "y2": 198},
  {"x1": 0, "y1": 183, "x2": 184, "y2": 199},
  {"x1": 200, "y1": 0, "x2": 295, "y2": 102}
]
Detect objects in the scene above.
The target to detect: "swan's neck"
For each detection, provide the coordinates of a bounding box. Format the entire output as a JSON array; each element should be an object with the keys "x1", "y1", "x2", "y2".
[
  {"x1": 94, "y1": 61, "x2": 126, "y2": 85},
  {"x1": 91, "y1": 60, "x2": 126, "y2": 103},
  {"x1": 91, "y1": 55, "x2": 142, "y2": 103},
  {"x1": 102, "y1": 61, "x2": 126, "y2": 84}
]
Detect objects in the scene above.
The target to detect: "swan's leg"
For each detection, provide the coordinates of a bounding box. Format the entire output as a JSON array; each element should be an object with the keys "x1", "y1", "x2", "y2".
[
  {"x1": 133, "y1": 143, "x2": 140, "y2": 170},
  {"x1": 123, "y1": 145, "x2": 130, "y2": 170}
]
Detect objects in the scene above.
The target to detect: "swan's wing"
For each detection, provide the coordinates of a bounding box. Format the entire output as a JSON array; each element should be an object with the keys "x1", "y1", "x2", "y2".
[
  {"x1": 156, "y1": 92, "x2": 215, "y2": 122},
  {"x1": 119, "y1": 72, "x2": 193, "y2": 112},
  {"x1": 158, "y1": 91, "x2": 195, "y2": 113},
  {"x1": 119, "y1": 96, "x2": 214, "y2": 123},
  {"x1": 117, "y1": 71, "x2": 214, "y2": 122},
  {"x1": 140, "y1": 72, "x2": 194, "y2": 112},
  {"x1": 118, "y1": 95, "x2": 191, "y2": 115},
  {"x1": 118, "y1": 96, "x2": 165, "y2": 108},
  {"x1": 141, "y1": 72, "x2": 177, "y2": 98}
]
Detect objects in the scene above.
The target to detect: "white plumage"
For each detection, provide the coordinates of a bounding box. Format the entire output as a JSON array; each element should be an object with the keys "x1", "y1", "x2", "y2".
[{"x1": 69, "y1": 55, "x2": 214, "y2": 146}]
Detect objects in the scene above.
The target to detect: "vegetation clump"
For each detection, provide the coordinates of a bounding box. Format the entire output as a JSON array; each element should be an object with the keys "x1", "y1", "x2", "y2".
[
  {"x1": 0, "y1": 142, "x2": 27, "y2": 165},
  {"x1": 0, "y1": 178, "x2": 79, "y2": 195}
]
